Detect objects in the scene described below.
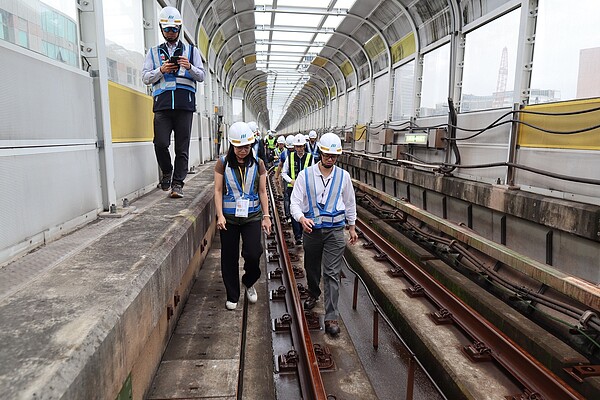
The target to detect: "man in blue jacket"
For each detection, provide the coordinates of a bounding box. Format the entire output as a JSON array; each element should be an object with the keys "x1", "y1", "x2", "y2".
[{"x1": 142, "y1": 6, "x2": 205, "y2": 198}]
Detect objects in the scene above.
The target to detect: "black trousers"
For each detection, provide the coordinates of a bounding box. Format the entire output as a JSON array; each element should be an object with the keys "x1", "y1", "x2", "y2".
[
  {"x1": 220, "y1": 220, "x2": 263, "y2": 302},
  {"x1": 153, "y1": 109, "x2": 193, "y2": 186},
  {"x1": 285, "y1": 187, "x2": 302, "y2": 240}
]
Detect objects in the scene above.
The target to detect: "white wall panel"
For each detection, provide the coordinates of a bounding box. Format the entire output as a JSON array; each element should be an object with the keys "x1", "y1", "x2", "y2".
[
  {"x1": 346, "y1": 90, "x2": 356, "y2": 125},
  {"x1": 113, "y1": 142, "x2": 157, "y2": 200},
  {"x1": 338, "y1": 94, "x2": 347, "y2": 126},
  {"x1": 0, "y1": 147, "x2": 102, "y2": 260},
  {"x1": 0, "y1": 40, "x2": 102, "y2": 265},
  {"x1": 330, "y1": 98, "x2": 338, "y2": 127},
  {"x1": 516, "y1": 148, "x2": 600, "y2": 201},
  {"x1": 200, "y1": 115, "x2": 212, "y2": 163},
  {"x1": 0, "y1": 42, "x2": 96, "y2": 142},
  {"x1": 189, "y1": 113, "x2": 201, "y2": 167},
  {"x1": 373, "y1": 74, "x2": 390, "y2": 123},
  {"x1": 358, "y1": 83, "x2": 371, "y2": 123}
]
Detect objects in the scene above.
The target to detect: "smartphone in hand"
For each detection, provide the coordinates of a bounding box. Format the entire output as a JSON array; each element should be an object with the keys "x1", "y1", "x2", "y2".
[{"x1": 169, "y1": 56, "x2": 180, "y2": 64}]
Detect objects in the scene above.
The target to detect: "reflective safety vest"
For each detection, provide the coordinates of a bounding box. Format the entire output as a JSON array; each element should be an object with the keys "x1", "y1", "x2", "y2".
[
  {"x1": 304, "y1": 165, "x2": 346, "y2": 229},
  {"x1": 288, "y1": 152, "x2": 312, "y2": 187},
  {"x1": 221, "y1": 157, "x2": 260, "y2": 215},
  {"x1": 266, "y1": 136, "x2": 277, "y2": 149},
  {"x1": 150, "y1": 43, "x2": 196, "y2": 97},
  {"x1": 273, "y1": 147, "x2": 283, "y2": 166},
  {"x1": 307, "y1": 141, "x2": 319, "y2": 160}
]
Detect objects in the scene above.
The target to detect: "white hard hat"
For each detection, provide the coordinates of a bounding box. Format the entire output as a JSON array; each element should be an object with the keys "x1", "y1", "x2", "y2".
[
  {"x1": 304, "y1": 134, "x2": 309, "y2": 141},
  {"x1": 317, "y1": 132, "x2": 342, "y2": 155},
  {"x1": 159, "y1": 6, "x2": 182, "y2": 28},
  {"x1": 276, "y1": 135, "x2": 286, "y2": 144},
  {"x1": 285, "y1": 135, "x2": 295, "y2": 149},
  {"x1": 268, "y1": 130, "x2": 274, "y2": 137},
  {"x1": 247, "y1": 121, "x2": 258, "y2": 132},
  {"x1": 309, "y1": 130, "x2": 317, "y2": 139},
  {"x1": 293, "y1": 133, "x2": 307, "y2": 146},
  {"x1": 228, "y1": 122, "x2": 255, "y2": 147}
]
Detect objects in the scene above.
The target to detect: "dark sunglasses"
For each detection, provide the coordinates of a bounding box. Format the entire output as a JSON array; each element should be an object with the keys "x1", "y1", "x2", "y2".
[
  {"x1": 322, "y1": 154, "x2": 338, "y2": 159},
  {"x1": 163, "y1": 26, "x2": 180, "y2": 33},
  {"x1": 234, "y1": 145, "x2": 251, "y2": 150}
]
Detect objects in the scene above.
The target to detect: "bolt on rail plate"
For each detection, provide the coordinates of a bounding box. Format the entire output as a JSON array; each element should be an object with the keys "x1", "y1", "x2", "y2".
[
  {"x1": 269, "y1": 267, "x2": 283, "y2": 280},
  {"x1": 387, "y1": 266, "x2": 405, "y2": 277},
  {"x1": 272, "y1": 313, "x2": 292, "y2": 332},
  {"x1": 314, "y1": 344, "x2": 335, "y2": 370},
  {"x1": 463, "y1": 340, "x2": 493, "y2": 362},
  {"x1": 270, "y1": 285, "x2": 287, "y2": 300},
  {"x1": 505, "y1": 388, "x2": 542, "y2": 400},
  {"x1": 277, "y1": 349, "x2": 299, "y2": 373},
  {"x1": 304, "y1": 311, "x2": 321, "y2": 330},
  {"x1": 563, "y1": 364, "x2": 600, "y2": 383}
]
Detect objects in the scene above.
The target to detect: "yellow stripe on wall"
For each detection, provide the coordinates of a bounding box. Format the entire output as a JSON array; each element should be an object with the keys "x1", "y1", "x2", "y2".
[
  {"x1": 518, "y1": 98, "x2": 600, "y2": 150},
  {"x1": 355, "y1": 124, "x2": 366, "y2": 141},
  {"x1": 108, "y1": 82, "x2": 154, "y2": 143}
]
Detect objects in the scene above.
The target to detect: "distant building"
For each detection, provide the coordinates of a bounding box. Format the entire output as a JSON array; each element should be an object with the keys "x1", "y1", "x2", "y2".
[
  {"x1": 0, "y1": 1, "x2": 78, "y2": 66},
  {"x1": 577, "y1": 47, "x2": 600, "y2": 99},
  {"x1": 461, "y1": 89, "x2": 561, "y2": 111}
]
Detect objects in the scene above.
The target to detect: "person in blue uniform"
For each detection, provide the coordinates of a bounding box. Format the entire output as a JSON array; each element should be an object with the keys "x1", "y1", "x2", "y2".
[
  {"x1": 247, "y1": 121, "x2": 267, "y2": 164},
  {"x1": 142, "y1": 6, "x2": 205, "y2": 198},
  {"x1": 281, "y1": 133, "x2": 314, "y2": 245},
  {"x1": 214, "y1": 122, "x2": 272, "y2": 310},
  {"x1": 290, "y1": 132, "x2": 358, "y2": 336},
  {"x1": 307, "y1": 130, "x2": 320, "y2": 162},
  {"x1": 275, "y1": 135, "x2": 296, "y2": 221}
]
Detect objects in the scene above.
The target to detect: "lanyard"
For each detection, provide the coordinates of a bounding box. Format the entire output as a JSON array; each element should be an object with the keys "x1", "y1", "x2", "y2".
[
  {"x1": 238, "y1": 166, "x2": 246, "y2": 194},
  {"x1": 319, "y1": 175, "x2": 331, "y2": 204}
]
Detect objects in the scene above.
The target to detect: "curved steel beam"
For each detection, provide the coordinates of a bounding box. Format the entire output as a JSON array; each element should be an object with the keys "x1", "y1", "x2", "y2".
[
  {"x1": 225, "y1": 32, "x2": 363, "y2": 98},
  {"x1": 230, "y1": 59, "x2": 346, "y2": 103},
  {"x1": 237, "y1": 68, "x2": 331, "y2": 127},
  {"x1": 243, "y1": 71, "x2": 331, "y2": 106}
]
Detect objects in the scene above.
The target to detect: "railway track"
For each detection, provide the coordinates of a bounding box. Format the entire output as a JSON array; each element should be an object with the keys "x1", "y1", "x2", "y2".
[
  {"x1": 149, "y1": 169, "x2": 594, "y2": 399},
  {"x1": 351, "y1": 218, "x2": 584, "y2": 399}
]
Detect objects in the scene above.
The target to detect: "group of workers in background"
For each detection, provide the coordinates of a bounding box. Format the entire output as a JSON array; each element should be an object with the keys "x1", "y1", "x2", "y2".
[
  {"x1": 145, "y1": 6, "x2": 358, "y2": 339},
  {"x1": 213, "y1": 121, "x2": 357, "y2": 337}
]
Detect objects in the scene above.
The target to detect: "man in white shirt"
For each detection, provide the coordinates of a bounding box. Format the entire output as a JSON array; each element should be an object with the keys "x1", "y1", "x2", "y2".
[{"x1": 290, "y1": 132, "x2": 358, "y2": 336}]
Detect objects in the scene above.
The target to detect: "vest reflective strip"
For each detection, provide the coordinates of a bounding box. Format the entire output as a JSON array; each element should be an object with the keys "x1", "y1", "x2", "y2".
[
  {"x1": 304, "y1": 166, "x2": 345, "y2": 228},
  {"x1": 288, "y1": 153, "x2": 312, "y2": 187},
  {"x1": 222, "y1": 158, "x2": 260, "y2": 214},
  {"x1": 150, "y1": 44, "x2": 196, "y2": 96},
  {"x1": 321, "y1": 167, "x2": 343, "y2": 213}
]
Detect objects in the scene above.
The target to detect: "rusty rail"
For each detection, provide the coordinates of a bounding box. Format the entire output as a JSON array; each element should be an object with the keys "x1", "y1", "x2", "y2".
[
  {"x1": 356, "y1": 219, "x2": 584, "y2": 400},
  {"x1": 267, "y1": 175, "x2": 328, "y2": 400}
]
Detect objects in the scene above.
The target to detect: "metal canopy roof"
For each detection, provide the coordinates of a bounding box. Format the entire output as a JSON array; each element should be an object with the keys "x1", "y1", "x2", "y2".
[{"x1": 189, "y1": 0, "x2": 513, "y2": 130}]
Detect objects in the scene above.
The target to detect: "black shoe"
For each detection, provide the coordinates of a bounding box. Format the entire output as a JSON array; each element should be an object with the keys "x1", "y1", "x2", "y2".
[
  {"x1": 170, "y1": 184, "x2": 183, "y2": 198},
  {"x1": 159, "y1": 173, "x2": 172, "y2": 191},
  {"x1": 295, "y1": 238, "x2": 302, "y2": 245},
  {"x1": 325, "y1": 320, "x2": 340, "y2": 336},
  {"x1": 304, "y1": 296, "x2": 317, "y2": 310}
]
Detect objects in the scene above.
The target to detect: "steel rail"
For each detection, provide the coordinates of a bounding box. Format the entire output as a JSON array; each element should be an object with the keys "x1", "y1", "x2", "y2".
[
  {"x1": 357, "y1": 192, "x2": 600, "y2": 332},
  {"x1": 267, "y1": 175, "x2": 328, "y2": 400},
  {"x1": 356, "y1": 219, "x2": 584, "y2": 400}
]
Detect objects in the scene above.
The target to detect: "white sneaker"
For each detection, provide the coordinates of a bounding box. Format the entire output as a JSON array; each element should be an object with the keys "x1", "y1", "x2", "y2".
[
  {"x1": 246, "y1": 286, "x2": 258, "y2": 304},
  {"x1": 225, "y1": 301, "x2": 237, "y2": 310}
]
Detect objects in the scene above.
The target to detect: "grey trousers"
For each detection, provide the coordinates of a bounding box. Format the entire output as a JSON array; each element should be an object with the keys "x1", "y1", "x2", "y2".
[{"x1": 303, "y1": 226, "x2": 346, "y2": 321}]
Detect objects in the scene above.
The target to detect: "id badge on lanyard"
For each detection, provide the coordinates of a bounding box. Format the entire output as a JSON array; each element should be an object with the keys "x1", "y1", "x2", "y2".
[
  {"x1": 235, "y1": 166, "x2": 251, "y2": 217},
  {"x1": 235, "y1": 197, "x2": 250, "y2": 218}
]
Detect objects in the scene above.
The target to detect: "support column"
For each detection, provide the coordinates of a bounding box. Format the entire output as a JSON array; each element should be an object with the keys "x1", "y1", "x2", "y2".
[{"x1": 78, "y1": 0, "x2": 117, "y2": 211}]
